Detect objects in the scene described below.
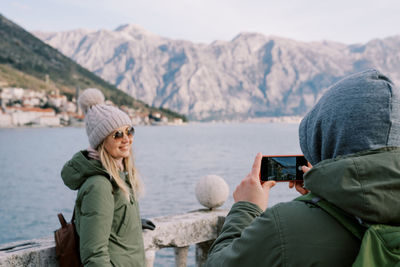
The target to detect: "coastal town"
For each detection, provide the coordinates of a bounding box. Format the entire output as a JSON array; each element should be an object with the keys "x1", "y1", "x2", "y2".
[{"x1": 0, "y1": 87, "x2": 184, "y2": 128}]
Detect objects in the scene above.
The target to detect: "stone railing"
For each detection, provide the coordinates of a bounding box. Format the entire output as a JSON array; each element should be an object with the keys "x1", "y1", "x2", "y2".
[
  {"x1": 0, "y1": 175, "x2": 231, "y2": 267},
  {"x1": 0, "y1": 209, "x2": 228, "y2": 267}
]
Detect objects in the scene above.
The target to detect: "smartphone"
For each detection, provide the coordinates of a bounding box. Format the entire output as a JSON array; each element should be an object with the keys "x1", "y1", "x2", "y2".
[{"x1": 260, "y1": 155, "x2": 307, "y2": 182}]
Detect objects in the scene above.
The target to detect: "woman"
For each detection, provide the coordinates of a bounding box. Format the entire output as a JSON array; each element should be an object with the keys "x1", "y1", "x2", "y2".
[{"x1": 61, "y1": 88, "x2": 145, "y2": 266}]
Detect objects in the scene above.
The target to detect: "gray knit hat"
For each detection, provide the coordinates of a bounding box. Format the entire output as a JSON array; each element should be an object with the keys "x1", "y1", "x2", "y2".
[{"x1": 78, "y1": 88, "x2": 132, "y2": 148}]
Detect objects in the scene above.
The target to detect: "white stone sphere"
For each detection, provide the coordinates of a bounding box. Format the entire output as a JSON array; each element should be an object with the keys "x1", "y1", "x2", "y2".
[{"x1": 195, "y1": 175, "x2": 229, "y2": 209}]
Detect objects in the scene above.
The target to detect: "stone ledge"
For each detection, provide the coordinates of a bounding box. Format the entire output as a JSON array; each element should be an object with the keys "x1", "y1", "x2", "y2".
[
  {"x1": 143, "y1": 209, "x2": 227, "y2": 249},
  {"x1": 0, "y1": 237, "x2": 57, "y2": 267},
  {"x1": 0, "y1": 209, "x2": 228, "y2": 267}
]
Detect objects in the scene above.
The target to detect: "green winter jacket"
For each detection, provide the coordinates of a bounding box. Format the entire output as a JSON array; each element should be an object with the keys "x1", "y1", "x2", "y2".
[
  {"x1": 61, "y1": 151, "x2": 145, "y2": 267},
  {"x1": 206, "y1": 147, "x2": 400, "y2": 267}
]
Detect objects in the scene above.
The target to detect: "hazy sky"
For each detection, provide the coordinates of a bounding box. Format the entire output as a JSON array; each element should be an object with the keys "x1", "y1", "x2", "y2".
[{"x1": 1, "y1": 0, "x2": 400, "y2": 44}]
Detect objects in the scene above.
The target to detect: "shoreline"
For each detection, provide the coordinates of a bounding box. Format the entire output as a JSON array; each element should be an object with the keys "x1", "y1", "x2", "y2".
[{"x1": 0, "y1": 116, "x2": 303, "y2": 129}]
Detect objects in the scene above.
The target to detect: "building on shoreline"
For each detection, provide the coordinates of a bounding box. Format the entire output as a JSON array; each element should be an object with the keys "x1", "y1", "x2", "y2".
[
  {"x1": 0, "y1": 87, "x2": 184, "y2": 128},
  {"x1": 5, "y1": 107, "x2": 59, "y2": 127}
]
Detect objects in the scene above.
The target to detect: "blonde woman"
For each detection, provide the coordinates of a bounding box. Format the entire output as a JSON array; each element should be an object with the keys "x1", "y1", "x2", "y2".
[{"x1": 61, "y1": 88, "x2": 146, "y2": 266}]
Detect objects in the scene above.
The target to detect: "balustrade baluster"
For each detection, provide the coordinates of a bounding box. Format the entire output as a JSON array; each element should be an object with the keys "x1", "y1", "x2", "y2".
[{"x1": 174, "y1": 246, "x2": 189, "y2": 267}]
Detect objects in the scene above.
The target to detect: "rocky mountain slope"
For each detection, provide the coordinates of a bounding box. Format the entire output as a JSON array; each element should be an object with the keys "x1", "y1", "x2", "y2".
[
  {"x1": 35, "y1": 25, "x2": 400, "y2": 121},
  {"x1": 0, "y1": 14, "x2": 186, "y2": 121}
]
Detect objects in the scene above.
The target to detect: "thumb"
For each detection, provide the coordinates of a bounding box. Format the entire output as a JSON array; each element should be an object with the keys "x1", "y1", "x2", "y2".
[
  {"x1": 262, "y1": 180, "x2": 276, "y2": 191},
  {"x1": 301, "y1": 165, "x2": 311, "y2": 173}
]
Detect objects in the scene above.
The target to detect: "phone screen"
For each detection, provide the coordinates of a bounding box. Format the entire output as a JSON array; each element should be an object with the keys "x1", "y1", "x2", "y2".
[{"x1": 260, "y1": 155, "x2": 307, "y2": 182}]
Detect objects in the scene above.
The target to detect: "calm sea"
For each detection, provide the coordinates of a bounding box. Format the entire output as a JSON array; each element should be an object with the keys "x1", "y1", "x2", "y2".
[{"x1": 0, "y1": 122, "x2": 301, "y2": 266}]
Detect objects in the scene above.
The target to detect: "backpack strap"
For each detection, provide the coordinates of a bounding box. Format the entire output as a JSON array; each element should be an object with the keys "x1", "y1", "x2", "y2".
[
  {"x1": 57, "y1": 213, "x2": 68, "y2": 228},
  {"x1": 57, "y1": 207, "x2": 76, "y2": 229},
  {"x1": 71, "y1": 207, "x2": 76, "y2": 222},
  {"x1": 296, "y1": 193, "x2": 367, "y2": 240}
]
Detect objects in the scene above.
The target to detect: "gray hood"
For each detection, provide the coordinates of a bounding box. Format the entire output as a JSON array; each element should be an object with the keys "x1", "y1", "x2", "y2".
[{"x1": 299, "y1": 69, "x2": 400, "y2": 165}]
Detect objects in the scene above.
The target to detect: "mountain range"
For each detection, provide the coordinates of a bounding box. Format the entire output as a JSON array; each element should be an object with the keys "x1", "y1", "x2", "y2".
[
  {"x1": 0, "y1": 14, "x2": 186, "y2": 122},
  {"x1": 35, "y1": 24, "x2": 400, "y2": 121}
]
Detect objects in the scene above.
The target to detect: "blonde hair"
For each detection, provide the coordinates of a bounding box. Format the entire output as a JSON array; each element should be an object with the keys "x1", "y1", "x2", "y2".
[{"x1": 97, "y1": 143, "x2": 142, "y2": 200}]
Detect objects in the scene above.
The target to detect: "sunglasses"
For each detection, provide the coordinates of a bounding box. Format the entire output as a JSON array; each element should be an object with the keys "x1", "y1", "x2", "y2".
[{"x1": 112, "y1": 126, "x2": 135, "y2": 140}]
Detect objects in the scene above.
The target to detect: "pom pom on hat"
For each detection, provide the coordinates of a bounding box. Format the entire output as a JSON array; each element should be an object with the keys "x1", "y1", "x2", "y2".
[
  {"x1": 78, "y1": 88, "x2": 105, "y2": 114},
  {"x1": 78, "y1": 88, "x2": 132, "y2": 148}
]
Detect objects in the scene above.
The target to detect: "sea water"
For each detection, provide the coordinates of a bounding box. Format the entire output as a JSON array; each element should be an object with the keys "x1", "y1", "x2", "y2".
[{"x1": 0, "y1": 122, "x2": 302, "y2": 266}]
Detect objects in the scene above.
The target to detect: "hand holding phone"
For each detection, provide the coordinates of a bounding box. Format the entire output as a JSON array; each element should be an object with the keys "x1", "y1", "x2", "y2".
[
  {"x1": 288, "y1": 163, "x2": 312, "y2": 195},
  {"x1": 233, "y1": 153, "x2": 276, "y2": 211}
]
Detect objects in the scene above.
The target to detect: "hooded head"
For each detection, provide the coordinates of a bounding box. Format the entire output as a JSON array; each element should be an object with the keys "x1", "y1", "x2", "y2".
[
  {"x1": 78, "y1": 88, "x2": 132, "y2": 149},
  {"x1": 299, "y1": 69, "x2": 400, "y2": 165}
]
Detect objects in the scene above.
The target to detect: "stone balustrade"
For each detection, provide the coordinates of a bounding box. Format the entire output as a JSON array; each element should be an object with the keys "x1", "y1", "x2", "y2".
[{"x1": 0, "y1": 208, "x2": 228, "y2": 267}]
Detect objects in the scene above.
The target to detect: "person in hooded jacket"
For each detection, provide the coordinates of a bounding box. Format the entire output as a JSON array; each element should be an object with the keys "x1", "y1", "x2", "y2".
[
  {"x1": 205, "y1": 69, "x2": 400, "y2": 267},
  {"x1": 61, "y1": 88, "x2": 145, "y2": 267}
]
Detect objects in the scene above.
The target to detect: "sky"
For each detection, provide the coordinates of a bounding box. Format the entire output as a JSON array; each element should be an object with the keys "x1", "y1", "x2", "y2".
[{"x1": 1, "y1": 0, "x2": 400, "y2": 44}]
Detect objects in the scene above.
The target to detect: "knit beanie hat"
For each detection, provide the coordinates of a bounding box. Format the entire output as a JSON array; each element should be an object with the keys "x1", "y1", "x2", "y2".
[{"x1": 78, "y1": 88, "x2": 132, "y2": 148}]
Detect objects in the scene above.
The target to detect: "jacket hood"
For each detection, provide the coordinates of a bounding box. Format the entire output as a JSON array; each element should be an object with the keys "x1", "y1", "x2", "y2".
[
  {"x1": 304, "y1": 147, "x2": 400, "y2": 224},
  {"x1": 61, "y1": 150, "x2": 110, "y2": 190},
  {"x1": 299, "y1": 69, "x2": 400, "y2": 165}
]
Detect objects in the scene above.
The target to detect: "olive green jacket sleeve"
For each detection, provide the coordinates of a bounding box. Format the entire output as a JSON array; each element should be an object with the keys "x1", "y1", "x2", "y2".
[
  {"x1": 206, "y1": 201, "x2": 283, "y2": 267},
  {"x1": 77, "y1": 176, "x2": 114, "y2": 267},
  {"x1": 206, "y1": 200, "x2": 360, "y2": 267}
]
